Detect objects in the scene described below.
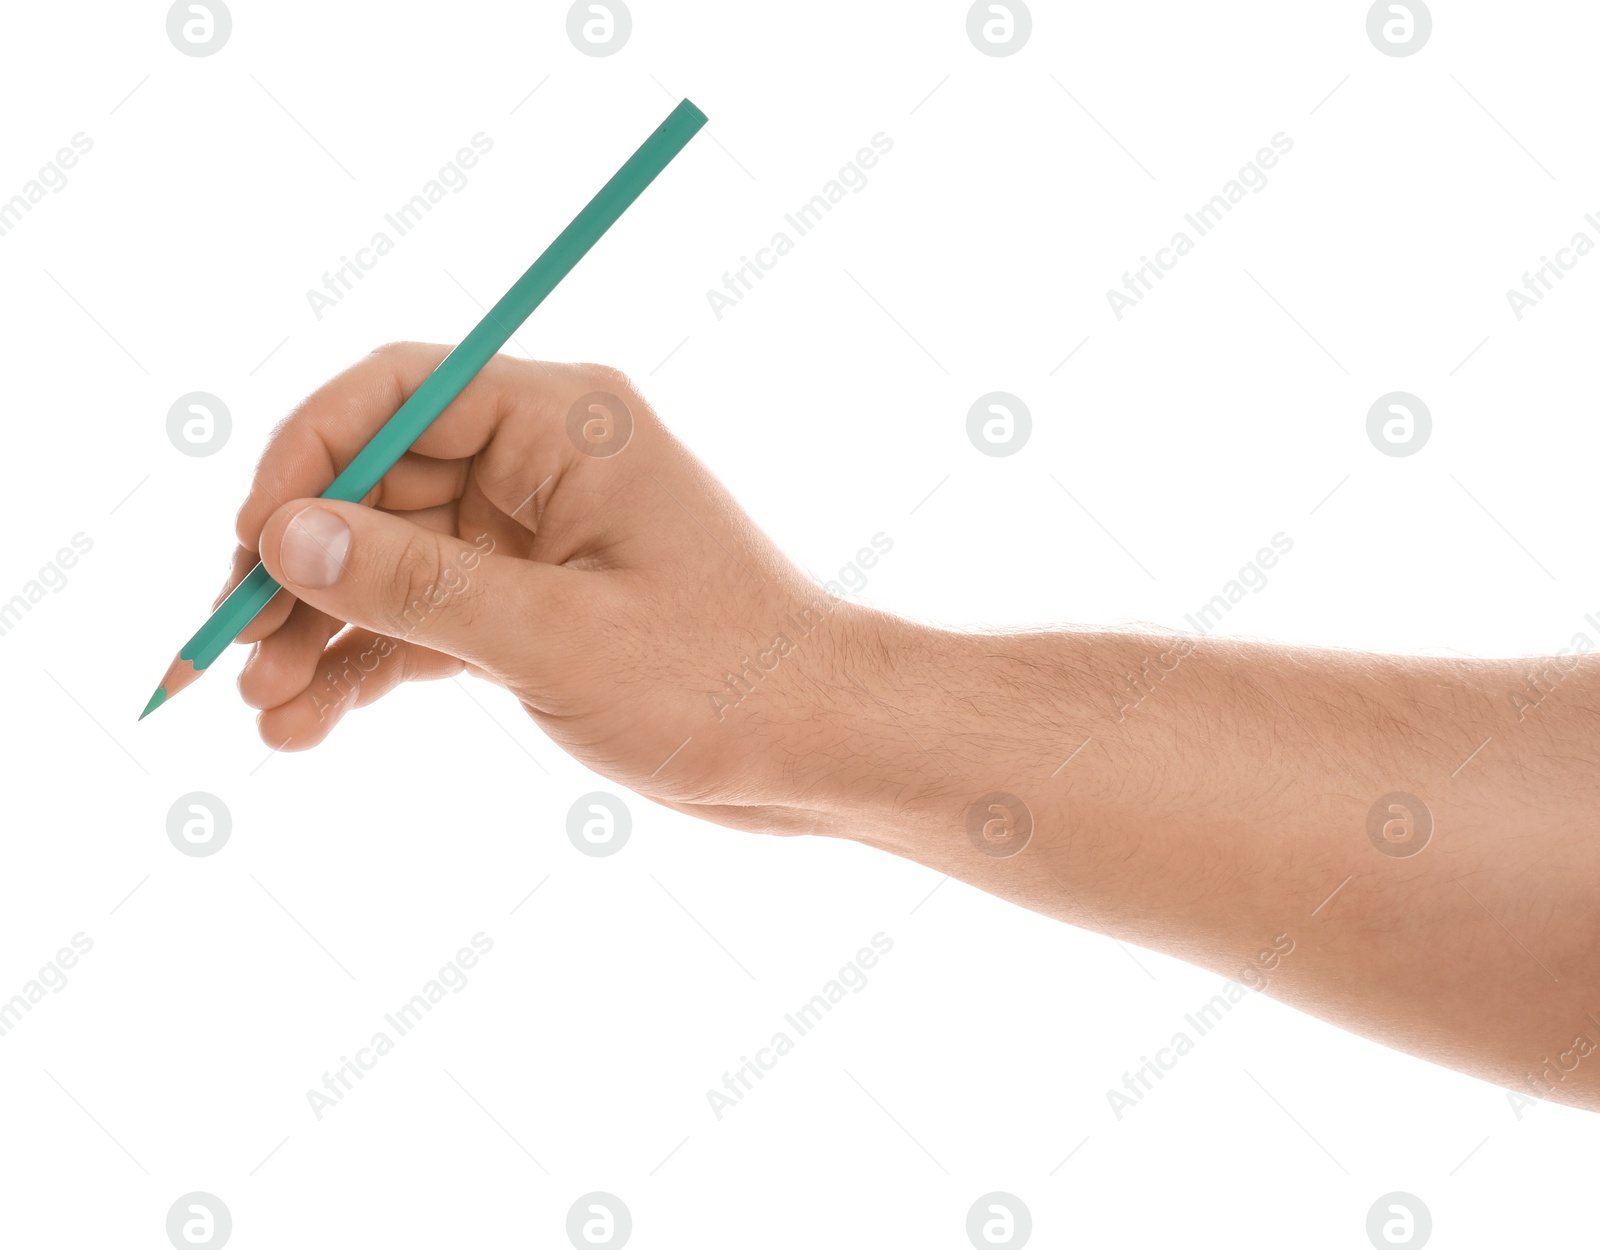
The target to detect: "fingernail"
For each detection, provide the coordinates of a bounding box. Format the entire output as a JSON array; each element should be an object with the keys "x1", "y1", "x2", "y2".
[{"x1": 281, "y1": 507, "x2": 350, "y2": 588}]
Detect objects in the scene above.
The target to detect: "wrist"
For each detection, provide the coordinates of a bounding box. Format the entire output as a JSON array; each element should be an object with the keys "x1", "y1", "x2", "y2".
[{"x1": 807, "y1": 606, "x2": 1089, "y2": 856}]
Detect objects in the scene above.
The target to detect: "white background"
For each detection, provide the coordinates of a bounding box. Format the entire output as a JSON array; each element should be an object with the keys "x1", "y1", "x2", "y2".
[{"x1": 1, "y1": 1, "x2": 1596, "y2": 1246}]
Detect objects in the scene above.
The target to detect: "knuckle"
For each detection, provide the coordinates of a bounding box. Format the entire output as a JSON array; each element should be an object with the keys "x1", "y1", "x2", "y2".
[
  {"x1": 576, "y1": 361, "x2": 635, "y2": 399},
  {"x1": 572, "y1": 363, "x2": 655, "y2": 440},
  {"x1": 386, "y1": 529, "x2": 448, "y2": 638}
]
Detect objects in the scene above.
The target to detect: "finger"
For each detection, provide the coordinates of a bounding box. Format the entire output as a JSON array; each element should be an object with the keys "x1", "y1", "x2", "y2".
[
  {"x1": 257, "y1": 497, "x2": 591, "y2": 680},
  {"x1": 237, "y1": 598, "x2": 342, "y2": 710},
  {"x1": 371, "y1": 451, "x2": 472, "y2": 513},
  {"x1": 219, "y1": 457, "x2": 470, "y2": 644},
  {"x1": 235, "y1": 343, "x2": 578, "y2": 551},
  {"x1": 212, "y1": 544, "x2": 296, "y2": 644},
  {"x1": 257, "y1": 627, "x2": 462, "y2": 750},
  {"x1": 236, "y1": 451, "x2": 470, "y2": 549},
  {"x1": 387, "y1": 500, "x2": 461, "y2": 537}
]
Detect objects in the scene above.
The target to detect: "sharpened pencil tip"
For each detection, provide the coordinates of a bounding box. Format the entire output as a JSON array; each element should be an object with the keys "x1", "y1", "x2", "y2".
[
  {"x1": 143, "y1": 655, "x2": 203, "y2": 719},
  {"x1": 139, "y1": 687, "x2": 168, "y2": 720}
]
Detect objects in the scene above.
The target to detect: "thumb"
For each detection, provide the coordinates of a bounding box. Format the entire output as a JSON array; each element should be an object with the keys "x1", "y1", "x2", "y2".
[{"x1": 258, "y1": 499, "x2": 570, "y2": 676}]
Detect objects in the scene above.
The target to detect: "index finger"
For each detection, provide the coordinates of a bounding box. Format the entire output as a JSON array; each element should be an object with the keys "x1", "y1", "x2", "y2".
[{"x1": 232, "y1": 341, "x2": 571, "y2": 551}]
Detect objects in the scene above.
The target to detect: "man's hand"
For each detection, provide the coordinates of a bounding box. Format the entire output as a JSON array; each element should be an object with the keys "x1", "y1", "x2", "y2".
[
  {"x1": 224, "y1": 343, "x2": 1600, "y2": 1113},
  {"x1": 223, "y1": 342, "x2": 885, "y2": 832}
]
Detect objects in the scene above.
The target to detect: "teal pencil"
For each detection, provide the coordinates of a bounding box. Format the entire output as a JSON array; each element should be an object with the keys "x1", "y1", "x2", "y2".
[{"x1": 142, "y1": 98, "x2": 707, "y2": 719}]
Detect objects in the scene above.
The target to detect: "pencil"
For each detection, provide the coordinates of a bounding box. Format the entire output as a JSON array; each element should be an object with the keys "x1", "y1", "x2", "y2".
[{"x1": 141, "y1": 98, "x2": 707, "y2": 719}]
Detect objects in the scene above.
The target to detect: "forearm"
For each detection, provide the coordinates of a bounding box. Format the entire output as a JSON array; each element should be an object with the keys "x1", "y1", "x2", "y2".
[
  {"x1": 807, "y1": 607, "x2": 1600, "y2": 1108},
  {"x1": 226, "y1": 347, "x2": 1600, "y2": 1107}
]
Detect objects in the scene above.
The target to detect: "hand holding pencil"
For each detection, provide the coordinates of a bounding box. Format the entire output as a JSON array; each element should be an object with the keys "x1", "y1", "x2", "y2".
[
  {"x1": 143, "y1": 98, "x2": 707, "y2": 716},
  {"x1": 135, "y1": 92, "x2": 1600, "y2": 1117},
  {"x1": 207, "y1": 343, "x2": 881, "y2": 828}
]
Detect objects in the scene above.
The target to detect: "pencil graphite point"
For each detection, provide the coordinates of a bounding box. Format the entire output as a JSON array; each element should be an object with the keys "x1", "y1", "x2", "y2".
[{"x1": 141, "y1": 657, "x2": 202, "y2": 718}]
